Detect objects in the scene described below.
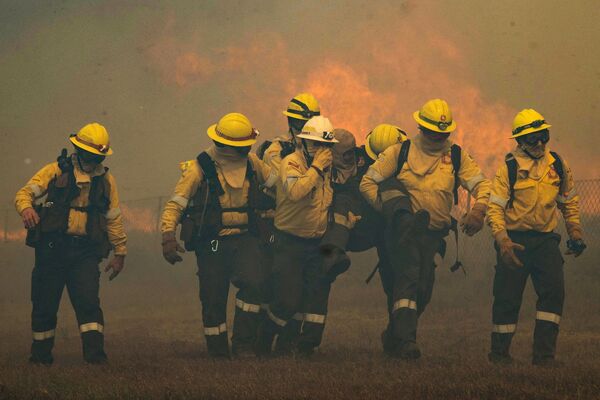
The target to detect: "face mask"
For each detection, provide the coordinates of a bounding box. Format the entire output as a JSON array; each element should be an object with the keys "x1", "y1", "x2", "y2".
[
  {"x1": 519, "y1": 141, "x2": 546, "y2": 159},
  {"x1": 234, "y1": 146, "x2": 251, "y2": 156},
  {"x1": 76, "y1": 147, "x2": 105, "y2": 172},
  {"x1": 288, "y1": 117, "x2": 306, "y2": 136}
]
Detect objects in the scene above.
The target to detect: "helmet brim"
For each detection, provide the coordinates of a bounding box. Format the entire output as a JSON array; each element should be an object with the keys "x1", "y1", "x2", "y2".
[
  {"x1": 69, "y1": 136, "x2": 113, "y2": 156},
  {"x1": 207, "y1": 124, "x2": 257, "y2": 147},
  {"x1": 296, "y1": 133, "x2": 339, "y2": 143},
  {"x1": 364, "y1": 135, "x2": 378, "y2": 160},
  {"x1": 509, "y1": 123, "x2": 552, "y2": 139},
  {"x1": 413, "y1": 111, "x2": 456, "y2": 133}
]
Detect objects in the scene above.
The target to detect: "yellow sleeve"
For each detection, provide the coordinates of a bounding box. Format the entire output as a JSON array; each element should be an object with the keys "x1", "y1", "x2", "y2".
[
  {"x1": 160, "y1": 162, "x2": 202, "y2": 233},
  {"x1": 14, "y1": 162, "x2": 60, "y2": 214},
  {"x1": 487, "y1": 164, "x2": 510, "y2": 241},
  {"x1": 250, "y1": 154, "x2": 278, "y2": 190},
  {"x1": 359, "y1": 144, "x2": 400, "y2": 210},
  {"x1": 263, "y1": 142, "x2": 283, "y2": 172},
  {"x1": 458, "y1": 149, "x2": 491, "y2": 205},
  {"x1": 556, "y1": 157, "x2": 582, "y2": 239},
  {"x1": 104, "y1": 173, "x2": 127, "y2": 256},
  {"x1": 281, "y1": 154, "x2": 321, "y2": 201}
]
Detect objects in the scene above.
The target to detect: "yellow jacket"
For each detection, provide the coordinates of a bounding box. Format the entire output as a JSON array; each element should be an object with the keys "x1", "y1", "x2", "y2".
[
  {"x1": 160, "y1": 152, "x2": 276, "y2": 236},
  {"x1": 14, "y1": 160, "x2": 127, "y2": 255},
  {"x1": 360, "y1": 140, "x2": 491, "y2": 230},
  {"x1": 274, "y1": 149, "x2": 333, "y2": 238},
  {"x1": 487, "y1": 147, "x2": 581, "y2": 241}
]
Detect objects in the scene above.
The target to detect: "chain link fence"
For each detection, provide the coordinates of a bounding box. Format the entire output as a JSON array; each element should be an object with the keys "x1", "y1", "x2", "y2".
[{"x1": 2, "y1": 180, "x2": 599, "y2": 271}]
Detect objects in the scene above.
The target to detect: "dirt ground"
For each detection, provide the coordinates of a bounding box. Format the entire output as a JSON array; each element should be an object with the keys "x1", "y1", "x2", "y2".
[{"x1": 1, "y1": 236, "x2": 599, "y2": 400}]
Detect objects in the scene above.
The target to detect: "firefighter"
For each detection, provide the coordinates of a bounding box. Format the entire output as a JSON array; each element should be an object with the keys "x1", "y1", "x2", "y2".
[
  {"x1": 487, "y1": 109, "x2": 586, "y2": 366},
  {"x1": 318, "y1": 125, "x2": 408, "y2": 356},
  {"x1": 360, "y1": 99, "x2": 491, "y2": 359},
  {"x1": 255, "y1": 93, "x2": 320, "y2": 354},
  {"x1": 160, "y1": 113, "x2": 277, "y2": 359},
  {"x1": 256, "y1": 116, "x2": 338, "y2": 357},
  {"x1": 15, "y1": 123, "x2": 126, "y2": 365}
]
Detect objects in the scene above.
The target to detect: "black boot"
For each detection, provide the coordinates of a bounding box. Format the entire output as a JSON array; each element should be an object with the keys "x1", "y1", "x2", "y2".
[
  {"x1": 381, "y1": 325, "x2": 400, "y2": 357},
  {"x1": 30, "y1": 338, "x2": 54, "y2": 365},
  {"x1": 489, "y1": 332, "x2": 514, "y2": 365},
  {"x1": 255, "y1": 319, "x2": 278, "y2": 357},
  {"x1": 82, "y1": 331, "x2": 108, "y2": 364},
  {"x1": 395, "y1": 341, "x2": 421, "y2": 360},
  {"x1": 274, "y1": 319, "x2": 301, "y2": 356},
  {"x1": 206, "y1": 333, "x2": 230, "y2": 359}
]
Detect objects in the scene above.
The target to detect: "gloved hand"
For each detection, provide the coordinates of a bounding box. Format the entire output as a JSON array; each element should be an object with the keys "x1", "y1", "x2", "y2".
[
  {"x1": 460, "y1": 202, "x2": 487, "y2": 236},
  {"x1": 497, "y1": 236, "x2": 525, "y2": 269},
  {"x1": 22, "y1": 207, "x2": 40, "y2": 229},
  {"x1": 311, "y1": 147, "x2": 332, "y2": 173},
  {"x1": 346, "y1": 211, "x2": 362, "y2": 230},
  {"x1": 566, "y1": 238, "x2": 586, "y2": 257},
  {"x1": 105, "y1": 255, "x2": 125, "y2": 281},
  {"x1": 162, "y1": 231, "x2": 185, "y2": 265}
]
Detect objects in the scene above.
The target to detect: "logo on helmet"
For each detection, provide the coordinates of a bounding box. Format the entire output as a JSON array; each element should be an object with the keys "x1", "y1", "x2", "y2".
[{"x1": 322, "y1": 131, "x2": 334, "y2": 141}]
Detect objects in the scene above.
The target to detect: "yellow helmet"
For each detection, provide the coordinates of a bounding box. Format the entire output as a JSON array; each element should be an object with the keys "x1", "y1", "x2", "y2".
[
  {"x1": 365, "y1": 124, "x2": 408, "y2": 160},
  {"x1": 282, "y1": 93, "x2": 320, "y2": 121},
  {"x1": 207, "y1": 112, "x2": 259, "y2": 147},
  {"x1": 69, "y1": 122, "x2": 113, "y2": 155},
  {"x1": 510, "y1": 108, "x2": 552, "y2": 138},
  {"x1": 413, "y1": 99, "x2": 457, "y2": 133}
]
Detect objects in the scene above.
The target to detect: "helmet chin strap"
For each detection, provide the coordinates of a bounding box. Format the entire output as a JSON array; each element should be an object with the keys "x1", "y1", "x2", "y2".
[{"x1": 301, "y1": 139, "x2": 314, "y2": 166}]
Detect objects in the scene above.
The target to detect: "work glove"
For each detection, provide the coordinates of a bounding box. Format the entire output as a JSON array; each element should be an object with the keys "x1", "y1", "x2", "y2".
[
  {"x1": 105, "y1": 255, "x2": 125, "y2": 281},
  {"x1": 346, "y1": 211, "x2": 362, "y2": 230},
  {"x1": 460, "y1": 202, "x2": 487, "y2": 236},
  {"x1": 311, "y1": 148, "x2": 332, "y2": 174},
  {"x1": 566, "y1": 239, "x2": 586, "y2": 257},
  {"x1": 162, "y1": 231, "x2": 185, "y2": 265},
  {"x1": 22, "y1": 207, "x2": 40, "y2": 229},
  {"x1": 497, "y1": 235, "x2": 525, "y2": 269}
]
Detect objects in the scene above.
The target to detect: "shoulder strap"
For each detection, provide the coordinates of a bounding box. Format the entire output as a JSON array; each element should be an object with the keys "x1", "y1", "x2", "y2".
[
  {"x1": 256, "y1": 140, "x2": 272, "y2": 160},
  {"x1": 505, "y1": 152, "x2": 517, "y2": 209},
  {"x1": 395, "y1": 139, "x2": 411, "y2": 176},
  {"x1": 197, "y1": 152, "x2": 225, "y2": 196},
  {"x1": 450, "y1": 144, "x2": 461, "y2": 205},
  {"x1": 549, "y1": 151, "x2": 564, "y2": 186},
  {"x1": 280, "y1": 140, "x2": 296, "y2": 159}
]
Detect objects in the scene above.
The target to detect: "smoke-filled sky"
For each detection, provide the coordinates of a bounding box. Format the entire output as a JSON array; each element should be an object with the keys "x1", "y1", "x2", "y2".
[{"x1": 1, "y1": 0, "x2": 599, "y2": 206}]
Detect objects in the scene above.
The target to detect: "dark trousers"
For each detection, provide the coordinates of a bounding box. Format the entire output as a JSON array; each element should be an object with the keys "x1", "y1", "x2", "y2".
[
  {"x1": 383, "y1": 229, "x2": 442, "y2": 345},
  {"x1": 260, "y1": 230, "x2": 326, "y2": 353},
  {"x1": 31, "y1": 235, "x2": 105, "y2": 363},
  {"x1": 195, "y1": 233, "x2": 266, "y2": 356},
  {"x1": 491, "y1": 231, "x2": 565, "y2": 361}
]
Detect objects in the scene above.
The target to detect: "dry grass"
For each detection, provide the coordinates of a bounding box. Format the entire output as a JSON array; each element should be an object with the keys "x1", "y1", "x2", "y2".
[{"x1": 1, "y1": 238, "x2": 599, "y2": 399}]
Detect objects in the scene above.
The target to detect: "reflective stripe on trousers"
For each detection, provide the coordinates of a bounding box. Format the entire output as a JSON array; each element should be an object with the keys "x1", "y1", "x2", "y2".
[
  {"x1": 492, "y1": 324, "x2": 517, "y2": 334},
  {"x1": 204, "y1": 322, "x2": 227, "y2": 336},
  {"x1": 393, "y1": 298, "x2": 417, "y2": 312},
  {"x1": 32, "y1": 329, "x2": 56, "y2": 341},
  {"x1": 536, "y1": 311, "x2": 561, "y2": 324},
  {"x1": 80, "y1": 322, "x2": 104, "y2": 333},
  {"x1": 235, "y1": 299, "x2": 261, "y2": 313}
]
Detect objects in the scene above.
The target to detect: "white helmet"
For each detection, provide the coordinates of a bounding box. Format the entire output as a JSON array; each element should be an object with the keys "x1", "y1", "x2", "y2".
[{"x1": 296, "y1": 116, "x2": 339, "y2": 143}]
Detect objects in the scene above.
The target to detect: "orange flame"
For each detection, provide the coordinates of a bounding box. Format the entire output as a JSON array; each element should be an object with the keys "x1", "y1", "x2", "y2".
[{"x1": 143, "y1": 8, "x2": 515, "y2": 176}]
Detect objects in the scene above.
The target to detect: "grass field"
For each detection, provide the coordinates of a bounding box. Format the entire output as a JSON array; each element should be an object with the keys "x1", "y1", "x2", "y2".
[{"x1": 1, "y1": 236, "x2": 599, "y2": 399}]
